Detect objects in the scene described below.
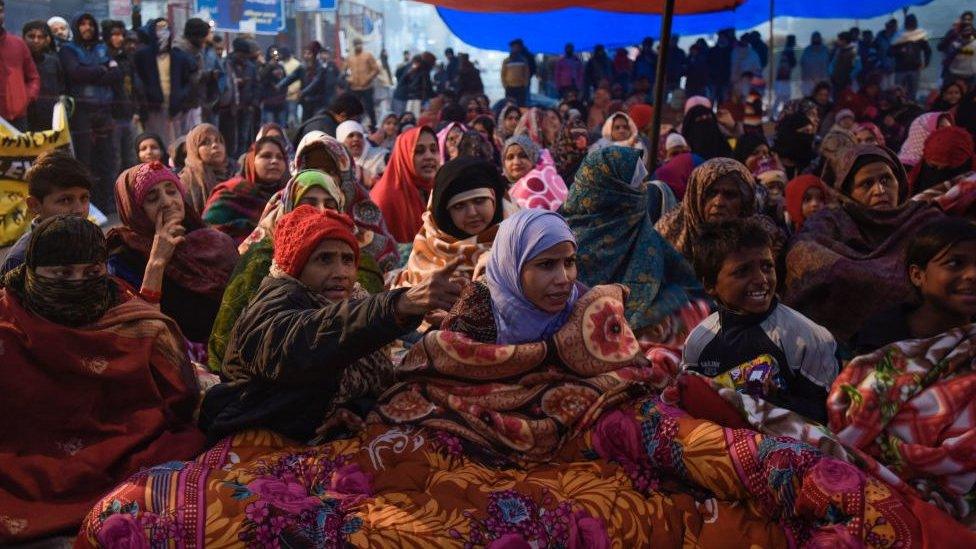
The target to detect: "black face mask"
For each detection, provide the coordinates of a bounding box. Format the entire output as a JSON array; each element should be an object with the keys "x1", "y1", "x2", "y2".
[
  {"x1": 24, "y1": 270, "x2": 114, "y2": 327},
  {"x1": 776, "y1": 132, "x2": 816, "y2": 165}
]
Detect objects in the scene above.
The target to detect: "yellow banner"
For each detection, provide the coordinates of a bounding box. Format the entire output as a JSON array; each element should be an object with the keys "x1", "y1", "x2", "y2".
[{"x1": 0, "y1": 104, "x2": 72, "y2": 246}]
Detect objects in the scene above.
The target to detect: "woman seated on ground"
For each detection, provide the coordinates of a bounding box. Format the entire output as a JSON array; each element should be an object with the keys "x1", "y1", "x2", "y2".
[
  {"x1": 830, "y1": 217, "x2": 976, "y2": 523},
  {"x1": 655, "y1": 157, "x2": 784, "y2": 265},
  {"x1": 294, "y1": 131, "x2": 399, "y2": 271},
  {"x1": 200, "y1": 206, "x2": 460, "y2": 444},
  {"x1": 202, "y1": 136, "x2": 291, "y2": 244},
  {"x1": 180, "y1": 123, "x2": 234, "y2": 214},
  {"x1": 370, "y1": 112, "x2": 400, "y2": 150},
  {"x1": 108, "y1": 162, "x2": 239, "y2": 355},
  {"x1": 395, "y1": 156, "x2": 509, "y2": 291},
  {"x1": 784, "y1": 144, "x2": 944, "y2": 346},
  {"x1": 495, "y1": 103, "x2": 521, "y2": 142},
  {"x1": 208, "y1": 170, "x2": 365, "y2": 372},
  {"x1": 134, "y1": 132, "x2": 168, "y2": 166},
  {"x1": 502, "y1": 135, "x2": 568, "y2": 211},
  {"x1": 563, "y1": 147, "x2": 708, "y2": 346},
  {"x1": 589, "y1": 111, "x2": 646, "y2": 154},
  {"x1": 0, "y1": 216, "x2": 204, "y2": 544},
  {"x1": 898, "y1": 111, "x2": 953, "y2": 170},
  {"x1": 681, "y1": 105, "x2": 733, "y2": 160},
  {"x1": 370, "y1": 126, "x2": 441, "y2": 243},
  {"x1": 908, "y1": 126, "x2": 975, "y2": 194},
  {"x1": 337, "y1": 120, "x2": 389, "y2": 188},
  {"x1": 442, "y1": 208, "x2": 583, "y2": 344}
]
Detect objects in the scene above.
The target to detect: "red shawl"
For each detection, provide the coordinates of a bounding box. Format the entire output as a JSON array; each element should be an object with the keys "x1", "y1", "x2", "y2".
[
  {"x1": 370, "y1": 126, "x2": 435, "y2": 243},
  {"x1": 109, "y1": 164, "x2": 239, "y2": 300},
  {"x1": 0, "y1": 285, "x2": 205, "y2": 543}
]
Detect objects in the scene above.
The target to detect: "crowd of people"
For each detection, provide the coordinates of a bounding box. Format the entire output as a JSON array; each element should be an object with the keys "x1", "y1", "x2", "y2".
[{"x1": 4, "y1": 3, "x2": 976, "y2": 546}]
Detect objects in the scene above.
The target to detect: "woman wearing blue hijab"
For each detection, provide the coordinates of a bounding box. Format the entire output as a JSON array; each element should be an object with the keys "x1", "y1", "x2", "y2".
[{"x1": 443, "y1": 208, "x2": 582, "y2": 344}]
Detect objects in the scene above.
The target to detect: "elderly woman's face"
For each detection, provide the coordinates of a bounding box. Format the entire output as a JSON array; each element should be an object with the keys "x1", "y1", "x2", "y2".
[
  {"x1": 610, "y1": 116, "x2": 631, "y2": 142},
  {"x1": 142, "y1": 181, "x2": 186, "y2": 228},
  {"x1": 34, "y1": 262, "x2": 106, "y2": 281},
  {"x1": 850, "y1": 161, "x2": 899, "y2": 210},
  {"x1": 702, "y1": 176, "x2": 744, "y2": 223},
  {"x1": 504, "y1": 145, "x2": 532, "y2": 182},
  {"x1": 197, "y1": 133, "x2": 226, "y2": 167},
  {"x1": 413, "y1": 131, "x2": 440, "y2": 181},
  {"x1": 298, "y1": 239, "x2": 356, "y2": 301},
  {"x1": 520, "y1": 241, "x2": 577, "y2": 314}
]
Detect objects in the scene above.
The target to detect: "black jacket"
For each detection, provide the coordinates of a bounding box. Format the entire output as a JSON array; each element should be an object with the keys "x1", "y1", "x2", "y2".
[
  {"x1": 133, "y1": 18, "x2": 197, "y2": 116},
  {"x1": 27, "y1": 52, "x2": 64, "y2": 130},
  {"x1": 58, "y1": 14, "x2": 121, "y2": 108},
  {"x1": 200, "y1": 276, "x2": 420, "y2": 443}
]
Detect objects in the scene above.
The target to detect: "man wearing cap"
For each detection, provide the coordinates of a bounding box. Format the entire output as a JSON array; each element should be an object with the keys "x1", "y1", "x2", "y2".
[
  {"x1": 200, "y1": 206, "x2": 463, "y2": 444},
  {"x1": 346, "y1": 37, "x2": 380, "y2": 129}
]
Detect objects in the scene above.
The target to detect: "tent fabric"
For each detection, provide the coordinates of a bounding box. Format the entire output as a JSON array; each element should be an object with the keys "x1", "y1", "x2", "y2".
[
  {"x1": 436, "y1": 0, "x2": 934, "y2": 53},
  {"x1": 418, "y1": 0, "x2": 742, "y2": 15}
]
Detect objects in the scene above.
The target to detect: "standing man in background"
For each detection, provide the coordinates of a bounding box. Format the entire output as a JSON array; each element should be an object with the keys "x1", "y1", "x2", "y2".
[
  {"x1": 0, "y1": 0, "x2": 40, "y2": 132},
  {"x1": 347, "y1": 38, "x2": 379, "y2": 130}
]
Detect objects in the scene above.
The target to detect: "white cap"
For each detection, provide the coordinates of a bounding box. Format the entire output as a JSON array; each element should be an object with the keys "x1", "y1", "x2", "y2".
[{"x1": 665, "y1": 133, "x2": 688, "y2": 151}]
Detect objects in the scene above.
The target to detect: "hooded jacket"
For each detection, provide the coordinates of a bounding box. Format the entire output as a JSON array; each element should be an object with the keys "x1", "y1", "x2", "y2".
[
  {"x1": 57, "y1": 14, "x2": 119, "y2": 108},
  {"x1": 133, "y1": 18, "x2": 197, "y2": 116},
  {"x1": 102, "y1": 20, "x2": 141, "y2": 120},
  {"x1": 0, "y1": 26, "x2": 40, "y2": 121}
]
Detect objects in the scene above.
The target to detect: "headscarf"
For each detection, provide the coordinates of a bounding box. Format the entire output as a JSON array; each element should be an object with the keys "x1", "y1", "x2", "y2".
[
  {"x1": 628, "y1": 103, "x2": 654, "y2": 133},
  {"x1": 854, "y1": 122, "x2": 886, "y2": 147},
  {"x1": 180, "y1": 123, "x2": 230, "y2": 214},
  {"x1": 563, "y1": 147, "x2": 702, "y2": 332},
  {"x1": 819, "y1": 128, "x2": 858, "y2": 186},
  {"x1": 293, "y1": 131, "x2": 399, "y2": 269},
  {"x1": 653, "y1": 152, "x2": 699, "y2": 201},
  {"x1": 486, "y1": 209, "x2": 580, "y2": 345},
  {"x1": 898, "y1": 112, "x2": 945, "y2": 168},
  {"x1": 683, "y1": 95, "x2": 713, "y2": 114},
  {"x1": 773, "y1": 112, "x2": 817, "y2": 170},
  {"x1": 396, "y1": 157, "x2": 509, "y2": 288},
  {"x1": 681, "y1": 105, "x2": 733, "y2": 160},
  {"x1": 732, "y1": 133, "x2": 768, "y2": 170},
  {"x1": 370, "y1": 126, "x2": 436, "y2": 243},
  {"x1": 2, "y1": 216, "x2": 116, "y2": 327},
  {"x1": 496, "y1": 104, "x2": 521, "y2": 141},
  {"x1": 552, "y1": 118, "x2": 589, "y2": 182},
  {"x1": 834, "y1": 144, "x2": 910, "y2": 204},
  {"x1": 133, "y1": 132, "x2": 169, "y2": 166},
  {"x1": 336, "y1": 119, "x2": 387, "y2": 184},
  {"x1": 655, "y1": 157, "x2": 758, "y2": 260},
  {"x1": 504, "y1": 135, "x2": 569, "y2": 211},
  {"x1": 785, "y1": 175, "x2": 830, "y2": 229},
  {"x1": 597, "y1": 111, "x2": 643, "y2": 149},
  {"x1": 256, "y1": 123, "x2": 294, "y2": 165},
  {"x1": 436, "y1": 122, "x2": 467, "y2": 162},
  {"x1": 272, "y1": 206, "x2": 360, "y2": 278},
  {"x1": 109, "y1": 162, "x2": 238, "y2": 299},
  {"x1": 908, "y1": 126, "x2": 976, "y2": 194},
  {"x1": 514, "y1": 107, "x2": 548, "y2": 148},
  {"x1": 202, "y1": 137, "x2": 291, "y2": 243}
]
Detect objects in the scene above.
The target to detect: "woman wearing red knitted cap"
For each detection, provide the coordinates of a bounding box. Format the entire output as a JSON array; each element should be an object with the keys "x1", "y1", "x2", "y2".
[
  {"x1": 200, "y1": 205, "x2": 463, "y2": 443},
  {"x1": 909, "y1": 126, "x2": 976, "y2": 194},
  {"x1": 107, "y1": 162, "x2": 239, "y2": 353}
]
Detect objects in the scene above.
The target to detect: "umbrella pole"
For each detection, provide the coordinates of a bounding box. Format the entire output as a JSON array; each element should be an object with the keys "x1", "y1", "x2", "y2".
[
  {"x1": 648, "y1": 0, "x2": 676, "y2": 173},
  {"x1": 768, "y1": 0, "x2": 775, "y2": 108}
]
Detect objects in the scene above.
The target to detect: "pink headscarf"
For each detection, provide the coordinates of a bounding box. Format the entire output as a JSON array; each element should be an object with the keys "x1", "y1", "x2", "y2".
[
  {"x1": 509, "y1": 149, "x2": 568, "y2": 211},
  {"x1": 898, "y1": 112, "x2": 945, "y2": 168},
  {"x1": 436, "y1": 122, "x2": 467, "y2": 162}
]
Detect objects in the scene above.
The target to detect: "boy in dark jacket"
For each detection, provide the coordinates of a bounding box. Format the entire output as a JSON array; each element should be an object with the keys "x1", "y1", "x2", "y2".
[
  {"x1": 58, "y1": 13, "x2": 120, "y2": 213},
  {"x1": 21, "y1": 20, "x2": 64, "y2": 132},
  {"x1": 682, "y1": 218, "x2": 839, "y2": 423}
]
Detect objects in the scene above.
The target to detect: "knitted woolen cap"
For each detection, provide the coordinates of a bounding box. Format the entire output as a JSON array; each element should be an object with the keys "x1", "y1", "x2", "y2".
[{"x1": 273, "y1": 205, "x2": 360, "y2": 278}]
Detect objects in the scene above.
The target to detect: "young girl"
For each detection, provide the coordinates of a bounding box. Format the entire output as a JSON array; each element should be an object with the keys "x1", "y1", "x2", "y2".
[
  {"x1": 784, "y1": 175, "x2": 830, "y2": 230},
  {"x1": 853, "y1": 217, "x2": 976, "y2": 354}
]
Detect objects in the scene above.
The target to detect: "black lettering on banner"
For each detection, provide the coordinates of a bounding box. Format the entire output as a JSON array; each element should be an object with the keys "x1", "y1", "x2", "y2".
[{"x1": 0, "y1": 130, "x2": 63, "y2": 149}]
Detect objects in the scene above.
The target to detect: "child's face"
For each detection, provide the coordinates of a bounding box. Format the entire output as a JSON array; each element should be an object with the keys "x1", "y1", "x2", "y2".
[
  {"x1": 30, "y1": 187, "x2": 91, "y2": 219},
  {"x1": 802, "y1": 187, "x2": 826, "y2": 219},
  {"x1": 708, "y1": 246, "x2": 776, "y2": 315},
  {"x1": 909, "y1": 240, "x2": 976, "y2": 321},
  {"x1": 838, "y1": 116, "x2": 854, "y2": 130}
]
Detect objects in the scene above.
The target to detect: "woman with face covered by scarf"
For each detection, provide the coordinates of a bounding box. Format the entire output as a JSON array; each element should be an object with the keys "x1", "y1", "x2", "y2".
[
  {"x1": 681, "y1": 105, "x2": 733, "y2": 160},
  {"x1": 0, "y1": 216, "x2": 204, "y2": 543},
  {"x1": 908, "y1": 126, "x2": 975, "y2": 193},
  {"x1": 655, "y1": 157, "x2": 785, "y2": 265},
  {"x1": 203, "y1": 136, "x2": 291, "y2": 244},
  {"x1": 784, "y1": 144, "x2": 944, "y2": 344},
  {"x1": 773, "y1": 112, "x2": 818, "y2": 179},
  {"x1": 108, "y1": 162, "x2": 239, "y2": 351}
]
